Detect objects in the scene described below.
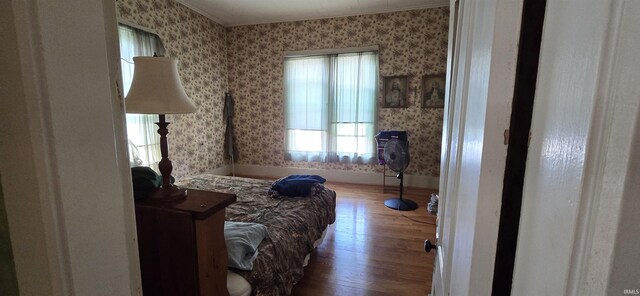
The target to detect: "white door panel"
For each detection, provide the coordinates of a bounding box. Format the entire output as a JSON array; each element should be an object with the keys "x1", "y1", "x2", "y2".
[{"x1": 433, "y1": 0, "x2": 522, "y2": 295}]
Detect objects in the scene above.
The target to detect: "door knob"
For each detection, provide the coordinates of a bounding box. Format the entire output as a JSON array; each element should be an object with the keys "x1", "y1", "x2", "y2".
[{"x1": 424, "y1": 239, "x2": 437, "y2": 253}]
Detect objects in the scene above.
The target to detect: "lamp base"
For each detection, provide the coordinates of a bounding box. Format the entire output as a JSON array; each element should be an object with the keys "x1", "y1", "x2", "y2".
[{"x1": 146, "y1": 185, "x2": 187, "y2": 203}]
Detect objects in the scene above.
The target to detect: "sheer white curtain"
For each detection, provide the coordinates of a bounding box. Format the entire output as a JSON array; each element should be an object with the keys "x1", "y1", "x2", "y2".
[
  {"x1": 118, "y1": 24, "x2": 165, "y2": 171},
  {"x1": 284, "y1": 52, "x2": 378, "y2": 163},
  {"x1": 284, "y1": 56, "x2": 330, "y2": 162}
]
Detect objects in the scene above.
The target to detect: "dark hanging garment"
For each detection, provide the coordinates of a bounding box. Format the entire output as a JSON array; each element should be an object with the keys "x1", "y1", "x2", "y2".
[{"x1": 223, "y1": 92, "x2": 238, "y2": 160}]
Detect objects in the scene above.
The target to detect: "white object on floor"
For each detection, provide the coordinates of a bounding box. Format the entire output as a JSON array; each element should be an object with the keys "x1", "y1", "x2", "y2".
[
  {"x1": 304, "y1": 226, "x2": 329, "y2": 267},
  {"x1": 428, "y1": 193, "x2": 439, "y2": 214},
  {"x1": 227, "y1": 270, "x2": 251, "y2": 296},
  {"x1": 227, "y1": 225, "x2": 330, "y2": 296}
]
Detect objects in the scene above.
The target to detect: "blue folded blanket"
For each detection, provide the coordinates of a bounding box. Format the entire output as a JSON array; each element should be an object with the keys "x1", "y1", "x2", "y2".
[{"x1": 271, "y1": 174, "x2": 326, "y2": 197}]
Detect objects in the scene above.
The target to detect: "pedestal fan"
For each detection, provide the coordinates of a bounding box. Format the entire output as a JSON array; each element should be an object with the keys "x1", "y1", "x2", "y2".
[{"x1": 383, "y1": 139, "x2": 418, "y2": 211}]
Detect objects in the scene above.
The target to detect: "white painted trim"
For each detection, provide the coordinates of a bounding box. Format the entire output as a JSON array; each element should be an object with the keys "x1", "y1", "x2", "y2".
[
  {"x1": 206, "y1": 165, "x2": 233, "y2": 176},
  {"x1": 434, "y1": 0, "x2": 522, "y2": 294},
  {"x1": 3, "y1": 1, "x2": 71, "y2": 294},
  {"x1": 173, "y1": 0, "x2": 228, "y2": 26},
  {"x1": 2, "y1": 0, "x2": 141, "y2": 294},
  {"x1": 564, "y1": 1, "x2": 624, "y2": 293},
  {"x1": 512, "y1": 0, "x2": 620, "y2": 294},
  {"x1": 175, "y1": 0, "x2": 449, "y2": 27},
  {"x1": 284, "y1": 46, "x2": 379, "y2": 57},
  {"x1": 567, "y1": 0, "x2": 640, "y2": 294},
  {"x1": 228, "y1": 164, "x2": 439, "y2": 189}
]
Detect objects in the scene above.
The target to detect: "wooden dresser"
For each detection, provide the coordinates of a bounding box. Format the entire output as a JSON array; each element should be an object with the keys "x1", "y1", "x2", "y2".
[{"x1": 135, "y1": 189, "x2": 236, "y2": 296}]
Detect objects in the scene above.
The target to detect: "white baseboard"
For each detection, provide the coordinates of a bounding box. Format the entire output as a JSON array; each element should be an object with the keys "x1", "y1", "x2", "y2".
[
  {"x1": 207, "y1": 165, "x2": 232, "y2": 176},
  {"x1": 215, "y1": 164, "x2": 439, "y2": 189}
]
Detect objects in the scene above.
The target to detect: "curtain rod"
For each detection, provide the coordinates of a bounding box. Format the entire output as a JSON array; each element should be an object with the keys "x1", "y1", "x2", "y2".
[
  {"x1": 117, "y1": 18, "x2": 158, "y2": 35},
  {"x1": 284, "y1": 45, "x2": 379, "y2": 57}
]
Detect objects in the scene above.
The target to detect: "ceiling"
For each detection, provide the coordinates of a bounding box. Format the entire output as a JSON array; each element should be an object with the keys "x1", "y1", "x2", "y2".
[{"x1": 176, "y1": 0, "x2": 450, "y2": 26}]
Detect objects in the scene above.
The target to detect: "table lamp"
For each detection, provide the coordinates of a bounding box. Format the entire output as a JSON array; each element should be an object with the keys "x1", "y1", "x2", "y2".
[{"x1": 125, "y1": 56, "x2": 196, "y2": 203}]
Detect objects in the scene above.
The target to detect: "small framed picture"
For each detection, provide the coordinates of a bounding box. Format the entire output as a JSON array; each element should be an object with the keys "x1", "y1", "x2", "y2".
[
  {"x1": 382, "y1": 76, "x2": 408, "y2": 108},
  {"x1": 422, "y1": 74, "x2": 446, "y2": 108}
]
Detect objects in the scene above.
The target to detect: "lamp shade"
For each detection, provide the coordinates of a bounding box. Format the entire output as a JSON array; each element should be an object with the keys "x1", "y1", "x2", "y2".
[{"x1": 125, "y1": 57, "x2": 196, "y2": 114}]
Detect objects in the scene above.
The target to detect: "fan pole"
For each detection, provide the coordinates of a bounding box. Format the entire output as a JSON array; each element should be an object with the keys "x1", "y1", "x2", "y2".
[
  {"x1": 399, "y1": 172, "x2": 404, "y2": 200},
  {"x1": 383, "y1": 172, "x2": 418, "y2": 211}
]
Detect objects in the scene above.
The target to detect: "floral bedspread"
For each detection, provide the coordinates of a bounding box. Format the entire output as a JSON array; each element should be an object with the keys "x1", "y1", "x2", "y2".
[{"x1": 175, "y1": 174, "x2": 336, "y2": 296}]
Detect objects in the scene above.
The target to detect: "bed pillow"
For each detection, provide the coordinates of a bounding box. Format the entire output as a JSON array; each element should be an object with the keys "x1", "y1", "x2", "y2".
[{"x1": 224, "y1": 221, "x2": 269, "y2": 271}]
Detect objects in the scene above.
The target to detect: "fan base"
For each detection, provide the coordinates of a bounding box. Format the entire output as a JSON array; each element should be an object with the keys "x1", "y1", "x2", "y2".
[{"x1": 384, "y1": 198, "x2": 418, "y2": 211}]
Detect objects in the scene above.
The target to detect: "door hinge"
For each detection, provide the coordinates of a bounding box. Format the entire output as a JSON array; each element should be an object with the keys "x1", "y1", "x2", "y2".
[
  {"x1": 504, "y1": 129, "x2": 509, "y2": 145},
  {"x1": 504, "y1": 129, "x2": 533, "y2": 146}
]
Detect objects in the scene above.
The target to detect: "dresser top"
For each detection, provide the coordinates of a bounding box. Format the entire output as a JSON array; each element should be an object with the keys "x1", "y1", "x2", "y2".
[{"x1": 136, "y1": 189, "x2": 236, "y2": 219}]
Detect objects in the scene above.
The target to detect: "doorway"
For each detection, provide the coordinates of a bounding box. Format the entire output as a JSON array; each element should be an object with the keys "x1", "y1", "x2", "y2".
[{"x1": 492, "y1": 0, "x2": 547, "y2": 294}]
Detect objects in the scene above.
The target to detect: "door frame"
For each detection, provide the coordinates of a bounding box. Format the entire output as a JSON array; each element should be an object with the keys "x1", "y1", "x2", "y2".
[
  {"x1": 491, "y1": 0, "x2": 547, "y2": 293},
  {"x1": 432, "y1": 0, "x2": 463, "y2": 294},
  {"x1": 1, "y1": 0, "x2": 141, "y2": 295},
  {"x1": 568, "y1": 2, "x2": 640, "y2": 293},
  {"x1": 512, "y1": 0, "x2": 640, "y2": 294},
  {"x1": 433, "y1": 0, "x2": 524, "y2": 295}
]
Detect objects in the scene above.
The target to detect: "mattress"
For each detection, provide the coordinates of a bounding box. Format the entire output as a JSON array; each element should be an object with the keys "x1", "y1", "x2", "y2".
[{"x1": 176, "y1": 174, "x2": 336, "y2": 296}]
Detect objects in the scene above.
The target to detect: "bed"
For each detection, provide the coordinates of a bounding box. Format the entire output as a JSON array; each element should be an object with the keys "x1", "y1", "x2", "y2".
[{"x1": 175, "y1": 174, "x2": 336, "y2": 296}]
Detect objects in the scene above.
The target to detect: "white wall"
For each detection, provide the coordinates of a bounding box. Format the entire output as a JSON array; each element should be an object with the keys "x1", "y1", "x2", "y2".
[{"x1": 1, "y1": 0, "x2": 140, "y2": 295}]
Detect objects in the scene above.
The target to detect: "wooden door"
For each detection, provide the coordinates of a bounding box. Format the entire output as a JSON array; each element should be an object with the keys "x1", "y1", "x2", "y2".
[
  {"x1": 431, "y1": 0, "x2": 524, "y2": 294},
  {"x1": 431, "y1": 0, "x2": 461, "y2": 295}
]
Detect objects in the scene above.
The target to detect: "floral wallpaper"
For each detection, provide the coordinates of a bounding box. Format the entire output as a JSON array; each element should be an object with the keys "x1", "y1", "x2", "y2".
[
  {"x1": 227, "y1": 8, "x2": 449, "y2": 176},
  {"x1": 116, "y1": 0, "x2": 228, "y2": 178},
  {"x1": 116, "y1": 0, "x2": 448, "y2": 178}
]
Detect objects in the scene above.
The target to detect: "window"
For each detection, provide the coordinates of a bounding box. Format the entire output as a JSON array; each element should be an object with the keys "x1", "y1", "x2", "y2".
[
  {"x1": 284, "y1": 51, "x2": 378, "y2": 163},
  {"x1": 118, "y1": 24, "x2": 165, "y2": 171}
]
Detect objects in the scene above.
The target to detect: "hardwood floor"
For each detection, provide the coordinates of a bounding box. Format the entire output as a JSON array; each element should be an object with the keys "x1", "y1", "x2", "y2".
[{"x1": 290, "y1": 181, "x2": 438, "y2": 296}]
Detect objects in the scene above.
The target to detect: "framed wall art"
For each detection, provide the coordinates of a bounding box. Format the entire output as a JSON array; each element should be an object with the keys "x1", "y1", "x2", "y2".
[
  {"x1": 382, "y1": 76, "x2": 408, "y2": 108},
  {"x1": 422, "y1": 74, "x2": 446, "y2": 108}
]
